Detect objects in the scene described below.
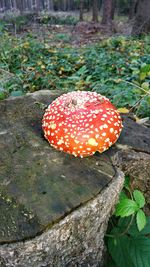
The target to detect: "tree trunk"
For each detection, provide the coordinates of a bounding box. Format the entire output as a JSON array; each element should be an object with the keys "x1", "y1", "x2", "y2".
[
  {"x1": 129, "y1": 0, "x2": 137, "y2": 20},
  {"x1": 132, "y1": 0, "x2": 150, "y2": 34},
  {"x1": 31, "y1": 0, "x2": 35, "y2": 11},
  {"x1": 9, "y1": 0, "x2": 13, "y2": 10},
  {"x1": 24, "y1": 0, "x2": 28, "y2": 11},
  {"x1": 36, "y1": 0, "x2": 40, "y2": 13},
  {"x1": 47, "y1": 0, "x2": 54, "y2": 11},
  {"x1": 16, "y1": 0, "x2": 24, "y2": 13},
  {"x1": 4, "y1": 0, "x2": 10, "y2": 10},
  {"x1": 27, "y1": 0, "x2": 32, "y2": 11},
  {"x1": 0, "y1": 0, "x2": 5, "y2": 12},
  {"x1": 67, "y1": 0, "x2": 71, "y2": 11},
  {"x1": 101, "y1": 0, "x2": 113, "y2": 25},
  {"x1": 13, "y1": 0, "x2": 17, "y2": 9},
  {"x1": 61, "y1": 0, "x2": 66, "y2": 11},
  {"x1": 111, "y1": 0, "x2": 116, "y2": 20},
  {"x1": 79, "y1": 0, "x2": 84, "y2": 21},
  {"x1": 40, "y1": 0, "x2": 45, "y2": 10},
  {"x1": 92, "y1": 0, "x2": 99, "y2": 22}
]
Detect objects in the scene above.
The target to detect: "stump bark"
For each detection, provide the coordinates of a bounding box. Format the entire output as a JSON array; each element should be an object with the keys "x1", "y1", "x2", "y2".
[
  {"x1": 0, "y1": 90, "x2": 149, "y2": 267},
  {"x1": 110, "y1": 114, "x2": 150, "y2": 215}
]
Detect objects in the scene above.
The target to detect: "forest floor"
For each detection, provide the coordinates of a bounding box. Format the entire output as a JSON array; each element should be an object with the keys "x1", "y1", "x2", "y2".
[
  {"x1": 0, "y1": 13, "x2": 149, "y2": 118},
  {"x1": 18, "y1": 16, "x2": 133, "y2": 47},
  {"x1": 1, "y1": 11, "x2": 132, "y2": 46},
  {"x1": 30, "y1": 22, "x2": 132, "y2": 47}
]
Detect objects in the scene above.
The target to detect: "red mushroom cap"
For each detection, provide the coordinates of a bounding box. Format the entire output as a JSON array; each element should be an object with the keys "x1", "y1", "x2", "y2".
[{"x1": 42, "y1": 91, "x2": 123, "y2": 157}]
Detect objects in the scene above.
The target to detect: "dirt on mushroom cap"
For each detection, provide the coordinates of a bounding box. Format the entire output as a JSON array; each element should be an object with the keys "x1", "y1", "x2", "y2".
[{"x1": 42, "y1": 91, "x2": 123, "y2": 157}]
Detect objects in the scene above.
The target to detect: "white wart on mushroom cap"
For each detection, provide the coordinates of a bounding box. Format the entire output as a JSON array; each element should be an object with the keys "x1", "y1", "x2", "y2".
[{"x1": 42, "y1": 91, "x2": 123, "y2": 157}]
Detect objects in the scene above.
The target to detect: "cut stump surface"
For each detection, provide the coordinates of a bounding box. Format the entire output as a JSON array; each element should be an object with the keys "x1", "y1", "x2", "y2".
[{"x1": 0, "y1": 90, "x2": 117, "y2": 244}]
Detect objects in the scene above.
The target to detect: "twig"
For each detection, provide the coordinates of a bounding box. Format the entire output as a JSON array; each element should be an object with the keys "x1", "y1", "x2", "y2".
[
  {"x1": 119, "y1": 214, "x2": 135, "y2": 237},
  {"x1": 121, "y1": 80, "x2": 150, "y2": 113},
  {"x1": 105, "y1": 214, "x2": 135, "y2": 239},
  {"x1": 129, "y1": 97, "x2": 143, "y2": 113},
  {"x1": 123, "y1": 80, "x2": 150, "y2": 95}
]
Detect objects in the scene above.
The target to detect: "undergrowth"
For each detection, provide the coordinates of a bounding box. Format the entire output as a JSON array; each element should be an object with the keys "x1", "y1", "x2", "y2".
[
  {"x1": 0, "y1": 30, "x2": 150, "y2": 118},
  {"x1": 105, "y1": 176, "x2": 150, "y2": 267}
]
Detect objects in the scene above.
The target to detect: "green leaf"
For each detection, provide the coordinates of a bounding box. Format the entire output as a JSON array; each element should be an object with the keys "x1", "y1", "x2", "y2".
[
  {"x1": 85, "y1": 75, "x2": 92, "y2": 82},
  {"x1": 77, "y1": 65, "x2": 87, "y2": 75},
  {"x1": 138, "y1": 216, "x2": 150, "y2": 235},
  {"x1": 107, "y1": 228, "x2": 133, "y2": 267},
  {"x1": 132, "y1": 69, "x2": 140, "y2": 75},
  {"x1": 139, "y1": 72, "x2": 146, "y2": 81},
  {"x1": 0, "y1": 92, "x2": 6, "y2": 100},
  {"x1": 129, "y1": 236, "x2": 150, "y2": 267},
  {"x1": 115, "y1": 199, "x2": 139, "y2": 217},
  {"x1": 128, "y1": 216, "x2": 150, "y2": 236},
  {"x1": 124, "y1": 175, "x2": 130, "y2": 191},
  {"x1": 141, "y1": 64, "x2": 150, "y2": 73},
  {"x1": 107, "y1": 260, "x2": 117, "y2": 267},
  {"x1": 68, "y1": 76, "x2": 80, "y2": 81},
  {"x1": 107, "y1": 226, "x2": 150, "y2": 267},
  {"x1": 133, "y1": 190, "x2": 145, "y2": 208},
  {"x1": 141, "y1": 82, "x2": 149, "y2": 90},
  {"x1": 136, "y1": 210, "x2": 147, "y2": 231},
  {"x1": 118, "y1": 216, "x2": 132, "y2": 231},
  {"x1": 119, "y1": 191, "x2": 128, "y2": 201}
]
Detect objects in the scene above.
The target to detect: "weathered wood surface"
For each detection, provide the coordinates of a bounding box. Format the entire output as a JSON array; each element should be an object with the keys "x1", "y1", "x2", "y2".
[
  {"x1": 0, "y1": 171, "x2": 124, "y2": 267},
  {"x1": 0, "y1": 90, "x2": 116, "y2": 244}
]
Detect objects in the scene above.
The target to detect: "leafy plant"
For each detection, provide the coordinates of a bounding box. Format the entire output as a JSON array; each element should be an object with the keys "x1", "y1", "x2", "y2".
[
  {"x1": 39, "y1": 13, "x2": 79, "y2": 25},
  {"x1": 105, "y1": 177, "x2": 150, "y2": 267},
  {"x1": 53, "y1": 33, "x2": 71, "y2": 43},
  {"x1": 115, "y1": 190, "x2": 146, "y2": 230},
  {"x1": 0, "y1": 32, "x2": 149, "y2": 118}
]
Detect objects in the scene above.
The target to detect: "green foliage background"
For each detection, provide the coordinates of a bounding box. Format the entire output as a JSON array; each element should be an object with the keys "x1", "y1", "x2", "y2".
[{"x1": 0, "y1": 29, "x2": 150, "y2": 118}]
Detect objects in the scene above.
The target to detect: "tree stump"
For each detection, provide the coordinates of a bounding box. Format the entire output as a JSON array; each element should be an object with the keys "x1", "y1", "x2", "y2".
[
  {"x1": 0, "y1": 91, "x2": 124, "y2": 267},
  {"x1": 132, "y1": 0, "x2": 150, "y2": 35},
  {"x1": 0, "y1": 90, "x2": 149, "y2": 267}
]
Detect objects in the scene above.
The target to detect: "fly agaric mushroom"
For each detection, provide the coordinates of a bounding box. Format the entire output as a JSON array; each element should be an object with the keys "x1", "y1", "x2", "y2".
[{"x1": 42, "y1": 91, "x2": 123, "y2": 158}]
